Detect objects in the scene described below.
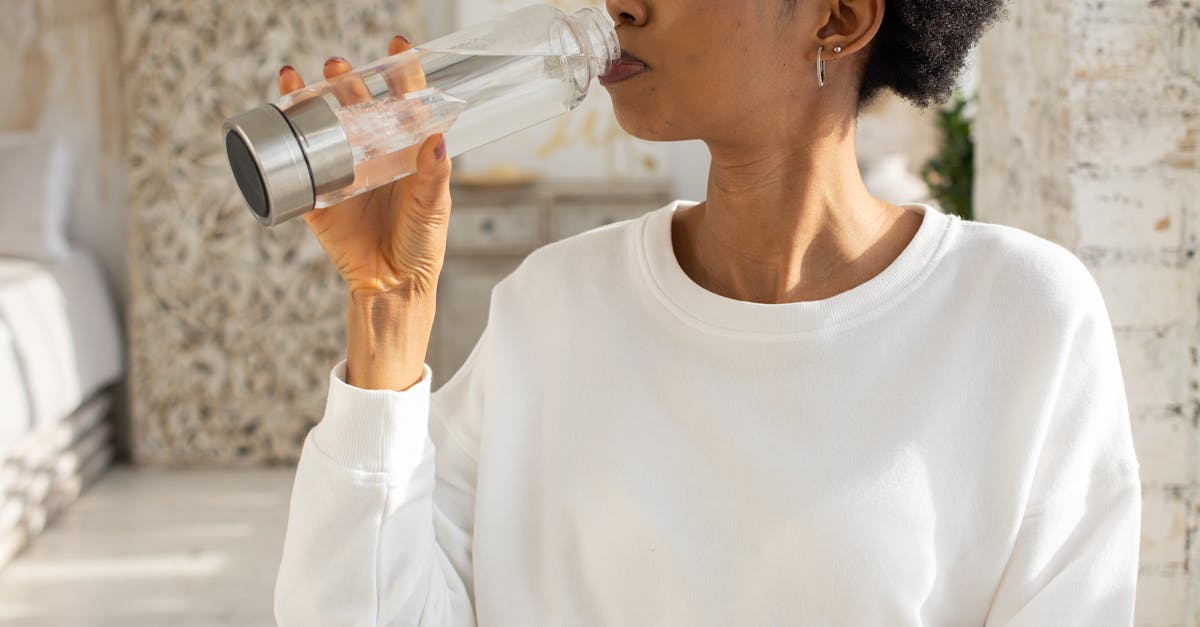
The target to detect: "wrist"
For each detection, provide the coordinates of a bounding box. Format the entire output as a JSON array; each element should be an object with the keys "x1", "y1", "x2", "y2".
[{"x1": 345, "y1": 291, "x2": 435, "y2": 391}]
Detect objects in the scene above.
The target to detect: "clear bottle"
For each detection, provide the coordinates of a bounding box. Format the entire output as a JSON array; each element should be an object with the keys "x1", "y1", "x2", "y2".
[{"x1": 222, "y1": 5, "x2": 619, "y2": 227}]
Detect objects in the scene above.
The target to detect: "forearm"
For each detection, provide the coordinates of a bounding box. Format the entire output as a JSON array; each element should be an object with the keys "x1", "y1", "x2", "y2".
[{"x1": 346, "y1": 290, "x2": 436, "y2": 391}]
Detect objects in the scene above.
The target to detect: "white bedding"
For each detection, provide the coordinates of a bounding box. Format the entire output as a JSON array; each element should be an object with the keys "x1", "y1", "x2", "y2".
[{"x1": 0, "y1": 247, "x2": 123, "y2": 458}]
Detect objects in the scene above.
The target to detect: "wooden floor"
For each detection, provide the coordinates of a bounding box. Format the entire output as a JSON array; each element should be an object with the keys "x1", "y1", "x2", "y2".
[{"x1": 0, "y1": 465, "x2": 296, "y2": 626}]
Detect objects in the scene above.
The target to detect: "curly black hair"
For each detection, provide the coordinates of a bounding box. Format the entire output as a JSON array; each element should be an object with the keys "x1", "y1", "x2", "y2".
[{"x1": 784, "y1": 0, "x2": 1008, "y2": 109}]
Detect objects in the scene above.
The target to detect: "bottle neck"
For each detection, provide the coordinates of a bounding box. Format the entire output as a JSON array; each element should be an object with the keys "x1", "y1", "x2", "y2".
[{"x1": 565, "y1": 7, "x2": 621, "y2": 81}]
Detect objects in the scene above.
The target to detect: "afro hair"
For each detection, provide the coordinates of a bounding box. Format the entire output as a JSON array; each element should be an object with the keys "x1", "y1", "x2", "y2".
[{"x1": 787, "y1": 0, "x2": 1009, "y2": 109}]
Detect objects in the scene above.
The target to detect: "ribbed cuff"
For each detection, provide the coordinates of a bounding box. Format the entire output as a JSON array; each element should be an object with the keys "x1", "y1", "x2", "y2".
[{"x1": 311, "y1": 359, "x2": 435, "y2": 474}]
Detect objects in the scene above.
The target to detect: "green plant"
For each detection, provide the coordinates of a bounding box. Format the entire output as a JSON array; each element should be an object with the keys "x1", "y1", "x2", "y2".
[{"x1": 920, "y1": 88, "x2": 975, "y2": 221}]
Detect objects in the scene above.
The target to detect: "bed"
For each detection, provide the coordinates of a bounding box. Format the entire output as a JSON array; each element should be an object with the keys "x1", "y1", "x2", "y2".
[{"x1": 0, "y1": 245, "x2": 124, "y2": 568}]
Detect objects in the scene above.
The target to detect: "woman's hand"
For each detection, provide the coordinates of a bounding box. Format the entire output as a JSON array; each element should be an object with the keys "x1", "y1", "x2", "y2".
[
  {"x1": 279, "y1": 35, "x2": 453, "y2": 302},
  {"x1": 281, "y1": 35, "x2": 451, "y2": 391}
]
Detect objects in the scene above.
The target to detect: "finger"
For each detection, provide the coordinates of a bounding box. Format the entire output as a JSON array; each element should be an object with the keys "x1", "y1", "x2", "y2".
[
  {"x1": 387, "y1": 34, "x2": 411, "y2": 56},
  {"x1": 323, "y1": 56, "x2": 373, "y2": 105},
  {"x1": 383, "y1": 35, "x2": 428, "y2": 95},
  {"x1": 278, "y1": 65, "x2": 305, "y2": 96},
  {"x1": 405, "y1": 133, "x2": 452, "y2": 213},
  {"x1": 322, "y1": 56, "x2": 352, "y2": 80}
]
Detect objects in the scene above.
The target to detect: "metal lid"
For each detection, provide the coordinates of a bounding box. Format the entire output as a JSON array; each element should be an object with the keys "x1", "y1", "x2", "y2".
[
  {"x1": 284, "y1": 95, "x2": 356, "y2": 194},
  {"x1": 222, "y1": 96, "x2": 355, "y2": 227}
]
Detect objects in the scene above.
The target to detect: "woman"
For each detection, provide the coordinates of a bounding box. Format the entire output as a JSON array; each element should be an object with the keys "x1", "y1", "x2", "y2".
[{"x1": 274, "y1": 0, "x2": 1143, "y2": 625}]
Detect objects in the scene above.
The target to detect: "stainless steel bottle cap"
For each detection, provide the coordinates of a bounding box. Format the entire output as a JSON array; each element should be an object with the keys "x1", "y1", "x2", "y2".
[{"x1": 222, "y1": 96, "x2": 355, "y2": 227}]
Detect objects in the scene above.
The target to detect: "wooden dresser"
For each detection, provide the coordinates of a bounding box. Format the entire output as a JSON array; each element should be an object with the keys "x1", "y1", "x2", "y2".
[{"x1": 430, "y1": 178, "x2": 675, "y2": 390}]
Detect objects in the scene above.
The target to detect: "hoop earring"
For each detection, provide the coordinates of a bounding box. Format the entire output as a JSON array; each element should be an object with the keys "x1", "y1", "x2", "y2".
[{"x1": 817, "y1": 46, "x2": 825, "y2": 88}]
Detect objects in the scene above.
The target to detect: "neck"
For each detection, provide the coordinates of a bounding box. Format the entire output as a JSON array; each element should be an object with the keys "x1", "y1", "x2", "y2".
[{"x1": 673, "y1": 127, "x2": 921, "y2": 305}]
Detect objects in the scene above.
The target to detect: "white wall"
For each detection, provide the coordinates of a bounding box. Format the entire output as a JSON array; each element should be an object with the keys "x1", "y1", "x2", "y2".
[
  {"x1": 667, "y1": 140, "x2": 711, "y2": 203},
  {"x1": 424, "y1": 0, "x2": 455, "y2": 37}
]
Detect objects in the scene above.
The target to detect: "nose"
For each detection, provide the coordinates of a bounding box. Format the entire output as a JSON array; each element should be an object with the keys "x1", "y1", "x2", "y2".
[{"x1": 605, "y1": 0, "x2": 648, "y2": 26}]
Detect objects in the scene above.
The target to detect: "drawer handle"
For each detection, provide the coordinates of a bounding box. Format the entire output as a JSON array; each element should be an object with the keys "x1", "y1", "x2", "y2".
[{"x1": 480, "y1": 219, "x2": 495, "y2": 233}]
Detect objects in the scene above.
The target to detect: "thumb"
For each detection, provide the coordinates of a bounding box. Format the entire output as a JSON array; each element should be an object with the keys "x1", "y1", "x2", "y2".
[{"x1": 406, "y1": 133, "x2": 452, "y2": 214}]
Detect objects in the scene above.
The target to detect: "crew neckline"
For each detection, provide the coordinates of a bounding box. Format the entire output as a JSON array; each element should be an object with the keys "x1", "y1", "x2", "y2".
[{"x1": 638, "y1": 200, "x2": 957, "y2": 338}]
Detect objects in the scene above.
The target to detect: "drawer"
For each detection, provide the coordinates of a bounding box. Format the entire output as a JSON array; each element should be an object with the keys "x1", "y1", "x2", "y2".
[
  {"x1": 447, "y1": 205, "x2": 543, "y2": 253},
  {"x1": 550, "y1": 204, "x2": 654, "y2": 241}
]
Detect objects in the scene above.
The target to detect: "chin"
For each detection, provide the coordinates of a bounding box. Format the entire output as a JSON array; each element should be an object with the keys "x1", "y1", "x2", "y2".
[{"x1": 609, "y1": 95, "x2": 689, "y2": 142}]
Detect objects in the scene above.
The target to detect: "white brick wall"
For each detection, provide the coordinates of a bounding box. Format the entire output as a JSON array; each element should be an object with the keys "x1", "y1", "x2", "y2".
[{"x1": 976, "y1": 0, "x2": 1199, "y2": 623}]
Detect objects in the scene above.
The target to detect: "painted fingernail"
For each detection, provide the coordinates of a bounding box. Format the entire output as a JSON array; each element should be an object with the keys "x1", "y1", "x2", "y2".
[
  {"x1": 279, "y1": 65, "x2": 294, "y2": 76},
  {"x1": 434, "y1": 137, "x2": 446, "y2": 161},
  {"x1": 324, "y1": 56, "x2": 347, "y2": 67},
  {"x1": 393, "y1": 34, "x2": 410, "y2": 46}
]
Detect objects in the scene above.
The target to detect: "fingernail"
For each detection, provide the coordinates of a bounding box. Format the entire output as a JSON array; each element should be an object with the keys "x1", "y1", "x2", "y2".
[
  {"x1": 393, "y1": 34, "x2": 410, "y2": 46},
  {"x1": 279, "y1": 64, "x2": 294, "y2": 76},
  {"x1": 324, "y1": 56, "x2": 347, "y2": 67},
  {"x1": 434, "y1": 137, "x2": 446, "y2": 161}
]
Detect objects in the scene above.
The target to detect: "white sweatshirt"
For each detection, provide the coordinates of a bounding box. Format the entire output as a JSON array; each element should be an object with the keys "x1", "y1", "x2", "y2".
[{"x1": 275, "y1": 200, "x2": 1143, "y2": 627}]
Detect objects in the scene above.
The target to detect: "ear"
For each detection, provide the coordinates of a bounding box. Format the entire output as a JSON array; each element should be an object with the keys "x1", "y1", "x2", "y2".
[{"x1": 809, "y1": 0, "x2": 885, "y2": 61}]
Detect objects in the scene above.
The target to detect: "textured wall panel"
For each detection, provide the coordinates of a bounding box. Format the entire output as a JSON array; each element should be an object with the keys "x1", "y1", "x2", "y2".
[{"x1": 119, "y1": 0, "x2": 423, "y2": 465}]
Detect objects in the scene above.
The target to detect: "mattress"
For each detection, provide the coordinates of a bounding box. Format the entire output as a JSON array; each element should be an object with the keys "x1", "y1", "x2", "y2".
[{"x1": 0, "y1": 247, "x2": 123, "y2": 458}]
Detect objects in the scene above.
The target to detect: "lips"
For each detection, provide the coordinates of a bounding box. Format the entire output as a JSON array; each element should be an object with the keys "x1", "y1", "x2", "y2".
[
  {"x1": 599, "y1": 49, "x2": 648, "y2": 86},
  {"x1": 619, "y1": 50, "x2": 647, "y2": 65}
]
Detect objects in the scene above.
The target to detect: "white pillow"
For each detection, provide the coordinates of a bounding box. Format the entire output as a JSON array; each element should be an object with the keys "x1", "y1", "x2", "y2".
[{"x1": 0, "y1": 133, "x2": 75, "y2": 260}]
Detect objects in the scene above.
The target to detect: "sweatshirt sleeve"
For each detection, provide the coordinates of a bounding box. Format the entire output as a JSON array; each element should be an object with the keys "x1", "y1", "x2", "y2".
[
  {"x1": 274, "y1": 327, "x2": 489, "y2": 627},
  {"x1": 984, "y1": 282, "x2": 1143, "y2": 626}
]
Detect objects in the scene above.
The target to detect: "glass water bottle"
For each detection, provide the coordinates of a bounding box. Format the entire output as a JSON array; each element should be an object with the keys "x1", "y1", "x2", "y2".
[{"x1": 222, "y1": 5, "x2": 620, "y2": 227}]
